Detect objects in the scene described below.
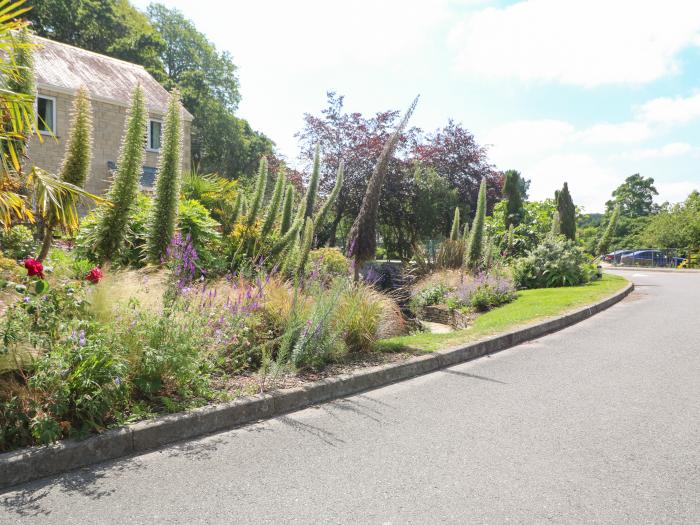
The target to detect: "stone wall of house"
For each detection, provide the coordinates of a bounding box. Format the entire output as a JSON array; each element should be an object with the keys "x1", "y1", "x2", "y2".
[{"x1": 28, "y1": 87, "x2": 192, "y2": 196}]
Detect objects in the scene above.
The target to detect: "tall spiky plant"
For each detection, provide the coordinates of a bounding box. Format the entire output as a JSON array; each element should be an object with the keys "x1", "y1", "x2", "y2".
[
  {"x1": 462, "y1": 221, "x2": 470, "y2": 242},
  {"x1": 346, "y1": 96, "x2": 419, "y2": 279},
  {"x1": 303, "y1": 145, "x2": 321, "y2": 219},
  {"x1": 230, "y1": 192, "x2": 243, "y2": 226},
  {"x1": 450, "y1": 207, "x2": 461, "y2": 240},
  {"x1": 246, "y1": 157, "x2": 268, "y2": 227},
  {"x1": 465, "y1": 178, "x2": 486, "y2": 270},
  {"x1": 314, "y1": 161, "x2": 344, "y2": 230},
  {"x1": 597, "y1": 204, "x2": 620, "y2": 255},
  {"x1": 261, "y1": 167, "x2": 284, "y2": 236},
  {"x1": 95, "y1": 86, "x2": 147, "y2": 261},
  {"x1": 280, "y1": 185, "x2": 294, "y2": 235},
  {"x1": 38, "y1": 86, "x2": 93, "y2": 261},
  {"x1": 147, "y1": 89, "x2": 184, "y2": 263},
  {"x1": 295, "y1": 217, "x2": 314, "y2": 279},
  {"x1": 550, "y1": 210, "x2": 561, "y2": 236},
  {"x1": 58, "y1": 87, "x2": 92, "y2": 188}
]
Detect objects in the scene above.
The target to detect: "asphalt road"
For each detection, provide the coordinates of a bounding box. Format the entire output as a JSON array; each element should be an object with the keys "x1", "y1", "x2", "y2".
[{"x1": 1, "y1": 270, "x2": 699, "y2": 524}]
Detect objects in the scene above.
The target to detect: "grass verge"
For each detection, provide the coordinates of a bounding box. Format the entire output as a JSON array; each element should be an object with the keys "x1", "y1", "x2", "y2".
[{"x1": 377, "y1": 273, "x2": 628, "y2": 353}]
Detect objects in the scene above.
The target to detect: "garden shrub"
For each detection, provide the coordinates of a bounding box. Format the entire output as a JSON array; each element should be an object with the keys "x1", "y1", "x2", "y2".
[
  {"x1": 513, "y1": 236, "x2": 595, "y2": 288},
  {"x1": 0, "y1": 225, "x2": 34, "y2": 260},
  {"x1": 308, "y1": 247, "x2": 350, "y2": 281},
  {"x1": 410, "y1": 282, "x2": 450, "y2": 309},
  {"x1": 177, "y1": 199, "x2": 221, "y2": 268}
]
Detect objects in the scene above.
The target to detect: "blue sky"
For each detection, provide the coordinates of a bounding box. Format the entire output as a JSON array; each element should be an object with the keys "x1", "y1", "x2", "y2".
[{"x1": 132, "y1": 0, "x2": 700, "y2": 212}]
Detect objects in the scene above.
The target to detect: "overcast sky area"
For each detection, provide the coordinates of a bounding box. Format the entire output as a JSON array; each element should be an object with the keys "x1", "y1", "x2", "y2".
[{"x1": 132, "y1": 0, "x2": 700, "y2": 212}]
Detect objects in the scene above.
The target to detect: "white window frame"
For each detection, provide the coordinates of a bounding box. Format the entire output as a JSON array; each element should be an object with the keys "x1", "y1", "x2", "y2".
[
  {"x1": 36, "y1": 95, "x2": 57, "y2": 135},
  {"x1": 147, "y1": 118, "x2": 162, "y2": 152}
]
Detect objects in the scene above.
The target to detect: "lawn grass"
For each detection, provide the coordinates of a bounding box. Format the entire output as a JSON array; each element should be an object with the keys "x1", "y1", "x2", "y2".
[{"x1": 376, "y1": 273, "x2": 629, "y2": 353}]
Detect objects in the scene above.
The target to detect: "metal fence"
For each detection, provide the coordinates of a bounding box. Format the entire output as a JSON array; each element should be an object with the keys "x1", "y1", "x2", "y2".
[{"x1": 604, "y1": 248, "x2": 700, "y2": 269}]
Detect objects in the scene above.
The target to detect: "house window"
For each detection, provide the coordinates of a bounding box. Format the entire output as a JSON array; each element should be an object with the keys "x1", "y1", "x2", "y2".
[
  {"x1": 37, "y1": 96, "x2": 56, "y2": 134},
  {"x1": 148, "y1": 119, "x2": 162, "y2": 151}
]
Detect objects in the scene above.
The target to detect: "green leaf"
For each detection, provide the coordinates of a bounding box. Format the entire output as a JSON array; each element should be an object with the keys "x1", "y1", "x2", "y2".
[{"x1": 35, "y1": 279, "x2": 49, "y2": 294}]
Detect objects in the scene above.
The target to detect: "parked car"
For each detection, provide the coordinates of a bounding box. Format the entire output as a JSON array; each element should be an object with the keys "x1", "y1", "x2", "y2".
[
  {"x1": 603, "y1": 250, "x2": 634, "y2": 264},
  {"x1": 620, "y1": 250, "x2": 685, "y2": 267}
]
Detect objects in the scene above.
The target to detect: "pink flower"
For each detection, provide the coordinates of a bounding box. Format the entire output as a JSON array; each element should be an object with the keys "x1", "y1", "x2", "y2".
[
  {"x1": 86, "y1": 267, "x2": 103, "y2": 284},
  {"x1": 24, "y1": 258, "x2": 44, "y2": 279}
]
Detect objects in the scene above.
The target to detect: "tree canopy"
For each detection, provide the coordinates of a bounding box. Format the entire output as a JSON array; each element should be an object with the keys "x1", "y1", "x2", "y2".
[{"x1": 605, "y1": 174, "x2": 658, "y2": 217}]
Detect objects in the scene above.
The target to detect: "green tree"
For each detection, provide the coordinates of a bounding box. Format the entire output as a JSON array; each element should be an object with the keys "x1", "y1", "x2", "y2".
[
  {"x1": 26, "y1": 0, "x2": 166, "y2": 79},
  {"x1": 502, "y1": 169, "x2": 524, "y2": 228},
  {"x1": 556, "y1": 183, "x2": 576, "y2": 240},
  {"x1": 346, "y1": 96, "x2": 418, "y2": 279},
  {"x1": 605, "y1": 174, "x2": 658, "y2": 217},
  {"x1": 465, "y1": 178, "x2": 486, "y2": 269},
  {"x1": 597, "y1": 204, "x2": 620, "y2": 255},
  {"x1": 411, "y1": 165, "x2": 460, "y2": 243},
  {"x1": 147, "y1": 89, "x2": 183, "y2": 263}
]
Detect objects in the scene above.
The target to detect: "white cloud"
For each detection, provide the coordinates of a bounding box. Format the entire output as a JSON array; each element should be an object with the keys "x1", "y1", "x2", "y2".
[
  {"x1": 656, "y1": 181, "x2": 700, "y2": 204},
  {"x1": 484, "y1": 119, "x2": 574, "y2": 162},
  {"x1": 450, "y1": 0, "x2": 700, "y2": 86},
  {"x1": 636, "y1": 92, "x2": 700, "y2": 125},
  {"x1": 577, "y1": 122, "x2": 653, "y2": 144},
  {"x1": 616, "y1": 142, "x2": 694, "y2": 160},
  {"x1": 527, "y1": 154, "x2": 622, "y2": 211}
]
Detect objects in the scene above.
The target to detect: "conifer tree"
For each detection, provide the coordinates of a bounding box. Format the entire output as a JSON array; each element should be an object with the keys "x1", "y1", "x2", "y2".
[
  {"x1": 302, "y1": 145, "x2": 321, "y2": 219},
  {"x1": 465, "y1": 178, "x2": 487, "y2": 270},
  {"x1": 346, "y1": 96, "x2": 419, "y2": 279},
  {"x1": 246, "y1": 157, "x2": 268, "y2": 227},
  {"x1": 503, "y1": 170, "x2": 524, "y2": 229},
  {"x1": 556, "y1": 182, "x2": 576, "y2": 240},
  {"x1": 450, "y1": 207, "x2": 461, "y2": 240},
  {"x1": 597, "y1": 204, "x2": 620, "y2": 255},
  {"x1": 95, "y1": 86, "x2": 147, "y2": 261},
  {"x1": 280, "y1": 185, "x2": 294, "y2": 235},
  {"x1": 261, "y1": 167, "x2": 284, "y2": 236},
  {"x1": 59, "y1": 87, "x2": 93, "y2": 188},
  {"x1": 147, "y1": 89, "x2": 184, "y2": 263}
]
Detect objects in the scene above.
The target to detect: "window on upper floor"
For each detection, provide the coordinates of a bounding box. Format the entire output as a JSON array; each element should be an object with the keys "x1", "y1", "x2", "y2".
[
  {"x1": 37, "y1": 96, "x2": 56, "y2": 134},
  {"x1": 148, "y1": 119, "x2": 162, "y2": 151}
]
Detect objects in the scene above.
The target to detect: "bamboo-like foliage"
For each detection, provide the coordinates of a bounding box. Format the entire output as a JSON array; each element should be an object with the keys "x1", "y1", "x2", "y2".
[
  {"x1": 279, "y1": 185, "x2": 294, "y2": 235},
  {"x1": 261, "y1": 168, "x2": 285, "y2": 236},
  {"x1": 465, "y1": 178, "x2": 486, "y2": 270},
  {"x1": 246, "y1": 156, "x2": 268, "y2": 227},
  {"x1": 302, "y1": 145, "x2": 320, "y2": 219},
  {"x1": 314, "y1": 161, "x2": 344, "y2": 230},
  {"x1": 147, "y1": 89, "x2": 184, "y2": 263},
  {"x1": 450, "y1": 207, "x2": 460, "y2": 241},
  {"x1": 95, "y1": 86, "x2": 147, "y2": 261},
  {"x1": 58, "y1": 87, "x2": 92, "y2": 188},
  {"x1": 597, "y1": 204, "x2": 620, "y2": 255},
  {"x1": 346, "y1": 96, "x2": 419, "y2": 278}
]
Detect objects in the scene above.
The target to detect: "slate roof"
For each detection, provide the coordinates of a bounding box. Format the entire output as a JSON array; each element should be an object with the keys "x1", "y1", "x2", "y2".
[{"x1": 32, "y1": 36, "x2": 193, "y2": 120}]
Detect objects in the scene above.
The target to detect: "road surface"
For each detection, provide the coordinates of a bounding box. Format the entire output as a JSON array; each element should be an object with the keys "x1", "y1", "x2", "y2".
[{"x1": 1, "y1": 270, "x2": 699, "y2": 524}]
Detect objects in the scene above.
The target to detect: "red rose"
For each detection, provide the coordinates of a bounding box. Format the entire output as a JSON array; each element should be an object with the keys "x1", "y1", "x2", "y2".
[
  {"x1": 85, "y1": 267, "x2": 103, "y2": 283},
  {"x1": 24, "y1": 258, "x2": 44, "y2": 279}
]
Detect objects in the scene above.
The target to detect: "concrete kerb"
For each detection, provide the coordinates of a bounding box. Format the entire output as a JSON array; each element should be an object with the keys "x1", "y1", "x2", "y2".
[{"x1": 0, "y1": 281, "x2": 634, "y2": 491}]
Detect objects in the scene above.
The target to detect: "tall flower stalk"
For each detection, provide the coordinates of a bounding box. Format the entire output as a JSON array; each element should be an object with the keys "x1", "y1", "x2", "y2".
[
  {"x1": 147, "y1": 89, "x2": 184, "y2": 263},
  {"x1": 96, "y1": 85, "x2": 147, "y2": 261}
]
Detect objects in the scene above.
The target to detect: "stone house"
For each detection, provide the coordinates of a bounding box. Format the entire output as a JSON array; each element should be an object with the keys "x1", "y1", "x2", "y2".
[{"x1": 28, "y1": 36, "x2": 192, "y2": 196}]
